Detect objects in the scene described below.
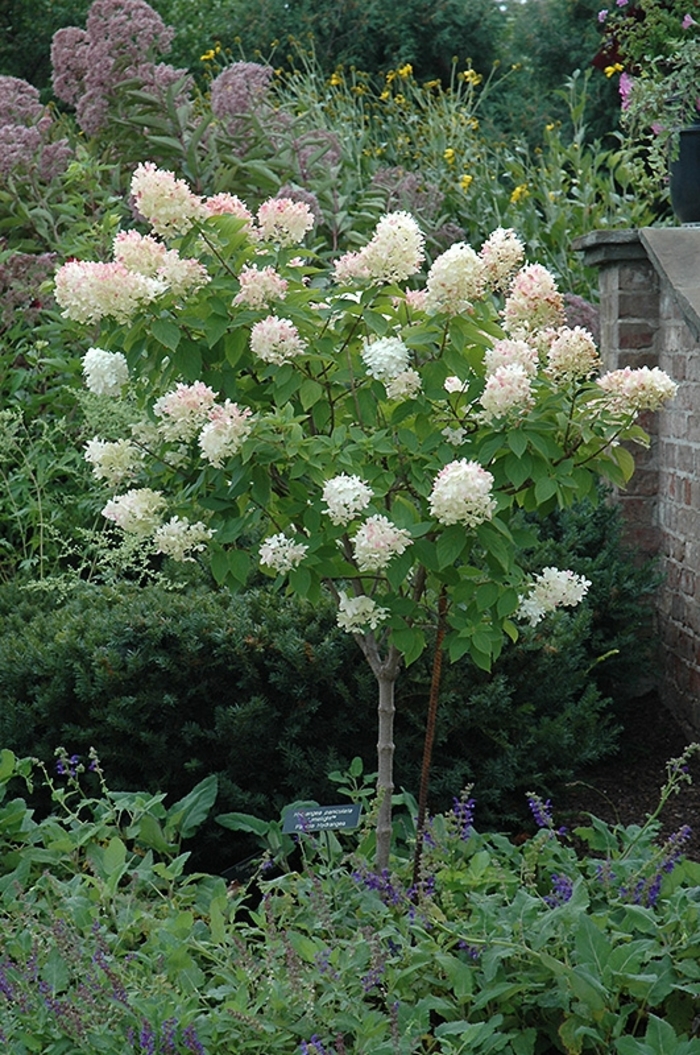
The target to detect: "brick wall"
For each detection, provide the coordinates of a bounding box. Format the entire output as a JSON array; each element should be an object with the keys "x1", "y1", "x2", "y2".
[{"x1": 574, "y1": 229, "x2": 700, "y2": 733}]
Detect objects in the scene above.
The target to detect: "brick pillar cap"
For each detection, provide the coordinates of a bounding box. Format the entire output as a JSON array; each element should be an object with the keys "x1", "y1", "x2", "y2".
[{"x1": 571, "y1": 229, "x2": 646, "y2": 267}]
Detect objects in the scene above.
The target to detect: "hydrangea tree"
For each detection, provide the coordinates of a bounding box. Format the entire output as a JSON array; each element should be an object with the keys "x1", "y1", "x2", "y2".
[{"x1": 53, "y1": 163, "x2": 677, "y2": 868}]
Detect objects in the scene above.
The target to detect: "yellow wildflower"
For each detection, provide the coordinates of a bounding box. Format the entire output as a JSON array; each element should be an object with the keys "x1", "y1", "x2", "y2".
[
  {"x1": 329, "y1": 71, "x2": 343, "y2": 86},
  {"x1": 423, "y1": 79, "x2": 441, "y2": 89},
  {"x1": 510, "y1": 184, "x2": 529, "y2": 204},
  {"x1": 460, "y1": 68, "x2": 482, "y2": 85},
  {"x1": 380, "y1": 89, "x2": 390, "y2": 101},
  {"x1": 604, "y1": 62, "x2": 624, "y2": 78},
  {"x1": 351, "y1": 84, "x2": 367, "y2": 95},
  {"x1": 545, "y1": 122, "x2": 556, "y2": 132},
  {"x1": 443, "y1": 147, "x2": 456, "y2": 165},
  {"x1": 459, "y1": 173, "x2": 473, "y2": 191},
  {"x1": 398, "y1": 63, "x2": 413, "y2": 78},
  {"x1": 468, "y1": 116, "x2": 479, "y2": 131},
  {"x1": 394, "y1": 93, "x2": 406, "y2": 104},
  {"x1": 200, "y1": 49, "x2": 216, "y2": 61},
  {"x1": 386, "y1": 70, "x2": 397, "y2": 83}
]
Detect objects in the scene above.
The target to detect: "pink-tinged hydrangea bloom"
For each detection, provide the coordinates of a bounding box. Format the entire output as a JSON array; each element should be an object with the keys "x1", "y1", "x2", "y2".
[
  {"x1": 84, "y1": 437, "x2": 141, "y2": 486},
  {"x1": 204, "y1": 193, "x2": 257, "y2": 238},
  {"x1": 479, "y1": 227, "x2": 525, "y2": 291},
  {"x1": 517, "y1": 567, "x2": 591, "y2": 626},
  {"x1": 114, "y1": 228, "x2": 208, "y2": 295},
  {"x1": 256, "y1": 197, "x2": 315, "y2": 246},
  {"x1": 322, "y1": 473, "x2": 374, "y2": 525},
  {"x1": 250, "y1": 315, "x2": 306, "y2": 365},
  {"x1": 484, "y1": 338, "x2": 539, "y2": 377},
  {"x1": 198, "y1": 400, "x2": 254, "y2": 467},
  {"x1": 54, "y1": 260, "x2": 164, "y2": 324},
  {"x1": 352, "y1": 514, "x2": 413, "y2": 572},
  {"x1": 502, "y1": 263, "x2": 565, "y2": 336},
  {"x1": 424, "y1": 242, "x2": 485, "y2": 315},
  {"x1": 361, "y1": 336, "x2": 411, "y2": 382},
  {"x1": 333, "y1": 250, "x2": 371, "y2": 283},
  {"x1": 429, "y1": 459, "x2": 496, "y2": 527},
  {"x1": 480, "y1": 363, "x2": 534, "y2": 421},
  {"x1": 259, "y1": 533, "x2": 309, "y2": 573},
  {"x1": 619, "y1": 71, "x2": 634, "y2": 111},
  {"x1": 357, "y1": 211, "x2": 426, "y2": 284},
  {"x1": 154, "y1": 381, "x2": 218, "y2": 441},
  {"x1": 82, "y1": 347, "x2": 129, "y2": 395},
  {"x1": 233, "y1": 264, "x2": 288, "y2": 308},
  {"x1": 130, "y1": 162, "x2": 206, "y2": 239},
  {"x1": 102, "y1": 487, "x2": 166, "y2": 536},
  {"x1": 385, "y1": 368, "x2": 422, "y2": 400},
  {"x1": 444, "y1": 376, "x2": 470, "y2": 394},
  {"x1": 153, "y1": 516, "x2": 214, "y2": 561},
  {"x1": 596, "y1": 366, "x2": 678, "y2": 412},
  {"x1": 336, "y1": 591, "x2": 390, "y2": 632},
  {"x1": 545, "y1": 326, "x2": 600, "y2": 383}
]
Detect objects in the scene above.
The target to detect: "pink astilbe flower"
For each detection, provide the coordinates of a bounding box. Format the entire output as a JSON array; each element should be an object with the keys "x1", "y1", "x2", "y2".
[
  {"x1": 424, "y1": 242, "x2": 485, "y2": 315},
  {"x1": 250, "y1": 315, "x2": 306, "y2": 365},
  {"x1": 51, "y1": 0, "x2": 188, "y2": 136},
  {"x1": 0, "y1": 75, "x2": 72, "y2": 182},
  {"x1": 154, "y1": 381, "x2": 218, "y2": 441},
  {"x1": 429, "y1": 459, "x2": 496, "y2": 527},
  {"x1": 130, "y1": 162, "x2": 206, "y2": 239},
  {"x1": 198, "y1": 401, "x2": 254, "y2": 467},
  {"x1": 502, "y1": 263, "x2": 565, "y2": 337},
  {"x1": 233, "y1": 264, "x2": 288, "y2": 308},
  {"x1": 210, "y1": 62, "x2": 273, "y2": 147},
  {"x1": 257, "y1": 197, "x2": 315, "y2": 246},
  {"x1": 54, "y1": 259, "x2": 164, "y2": 324}
]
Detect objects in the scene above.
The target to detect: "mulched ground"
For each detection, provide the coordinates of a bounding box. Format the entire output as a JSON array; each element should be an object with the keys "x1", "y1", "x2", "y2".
[{"x1": 557, "y1": 691, "x2": 700, "y2": 859}]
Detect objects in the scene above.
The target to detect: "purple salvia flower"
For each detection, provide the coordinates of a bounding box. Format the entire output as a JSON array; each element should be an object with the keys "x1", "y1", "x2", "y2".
[
  {"x1": 139, "y1": 1021, "x2": 156, "y2": 1055},
  {"x1": 182, "y1": 1023, "x2": 206, "y2": 1054},
  {"x1": 452, "y1": 794, "x2": 476, "y2": 839},
  {"x1": 544, "y1": 873, "x2": 574, "y2": 907}
]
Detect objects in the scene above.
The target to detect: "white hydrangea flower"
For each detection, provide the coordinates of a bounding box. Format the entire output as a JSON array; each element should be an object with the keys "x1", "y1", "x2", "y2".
[
  {"x1": 444, "y1": 376, "x2": 470, "y2": 394},
  {"x1": 517, "y1": 567, "x2": 592, "y2": 627},
  {"x1": 352, "y1": 514, "x2": 413, "y2": 572},
  {"x1": 336, "y1": 591, "x2": 390, "y2": 632},
  {"x1": 130, "y1": 162, "x2": 207, "y2": 238},
  {"x1": 198, "y1": 400, "x2": 254, "y2": 467},
  {"x1": 479, "y1": 227, "x2": 525, "y2": 291},
  {"x1": 441, "y1": 426, "x2": 467, "y2": 446},
  {"x1": 257, "y1": 197, "x2": 315, "y2": 245},
  {"x1": 361, "y1": 336, "x2": 411, "y2": 382},
  {"x1": 82, "y1": 347, "x2": 129, "y2": 396},
  {"x1": 502, "y1": 263, "x2": 565, "y2": 337},
  {"x1": 250, "y1": 315, "x2": 306, "y2": 365},
  {"x1": 596, "y1": 366, "x2": 678, "y2": 412},
  {"x1": 480, "y1": 363, "x2": 534, "y2": 421},
  {"x1": 385, "y1": 368, "x2": 422, "y2": 400},
  {"x1": 424, "y1": 242, "x2": 486, "y2": 315},
  {"x1": 154, "y1": 516, "x2": 214, "y2": 561},
  {"x1": 55, "y1": 261, "x2": 164, "y2": 324},
  {"x1": 259, "y1": 533, "x2": 309, "y2": 573},
  {"x1": 358, "y1": 211, "x2": 426, "y2": 284},
  {"x1": 154, "y1": 382, "x2": 218, "y2": 442},
  {"x1": 321, "y1": 473, "x2": 374, "y2": 526},
  {"x1": 84, "y1": 437, "x2": 141, "y2": 487},
  {"x1": 429, "y1": 459, "x2": 496, "y2": 527},
  {"x1": 484, "y1": 338, "x2": 539, "y2": 378},
  {"x1": 233, "y1": 264, "x2": 288, "y2": 308},
  {"x1": 102, "y1": 488, "x2": 166, "y2": 537},
  {"x1": 545, "y1": 326, "x2": 600, "y2": 384}
]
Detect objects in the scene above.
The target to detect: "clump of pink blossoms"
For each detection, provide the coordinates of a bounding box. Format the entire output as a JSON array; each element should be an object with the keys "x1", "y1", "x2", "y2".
[
  {"x1": 429, "y1": 460, "x2": 497, "y2": 527},
  {"x1": 55, "y1": 260, "x2": 165, "y2": 325},
  {"x1": 256, "y1": 198, "x2": 315, "y2": 246},
  {"x1": 596, "y1": 366, "x2": 678, "y2": 412},
  {"x1": 352, "y1": 515, "x2": 413, "y2": 572},
  {"x1": 480, "y1": 363, "x2": 534, "y2": 421},
  {"x1": 154, "y1": 382, "x2": 218, "y2": 441},
  {"x1": 333, "y1": 211, "x2": 425, "y2": 284},
  {"x1": 479, "y1": 227, "x2": 525, "y2": 291},
  {"x1": 250, "y1": 315, "x2": 306, "y2": 365},
  {"x1": 545, "y1": 326, "x2": 600, "y2": 384},
  {"x1": 233, "y1": 265, "x2": 288, "y2": 309},
  {"x1": 198, "y1": 401, "x2": 254, "y2": 467},
  {"x1": 131, "y1": 162, "x2": 207, "y2": 239},
  {"x1": 503, "y1": 263, "x2": 565, "y2": 337}
]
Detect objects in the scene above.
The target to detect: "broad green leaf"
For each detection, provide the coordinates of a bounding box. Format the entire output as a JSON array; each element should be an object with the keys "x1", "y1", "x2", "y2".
[
  {"x1": 167, "y1": 774, "x2": 219, "y2": 840},
  {"x1": 436, "y1": 525, "x2": 468, "y2": 569},
  {"x1": 150, "y1": 317, "x2": 181, "y2": 352}
]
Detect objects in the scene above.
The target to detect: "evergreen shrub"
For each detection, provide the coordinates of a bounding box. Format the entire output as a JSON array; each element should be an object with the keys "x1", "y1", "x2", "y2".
[{"x1": 0, "y1": 497, "x2": 659, "y2": 867}]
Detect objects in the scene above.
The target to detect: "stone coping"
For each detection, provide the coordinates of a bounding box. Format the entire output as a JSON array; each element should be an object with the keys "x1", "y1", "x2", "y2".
[{"x1": 573, "y1": 227, "x2": 700, "y2": 341}]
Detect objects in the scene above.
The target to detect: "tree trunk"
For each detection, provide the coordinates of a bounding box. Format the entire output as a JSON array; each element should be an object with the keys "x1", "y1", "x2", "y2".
[{"x1": 356, "y1": 633, "x2": 401, "y2": 872}]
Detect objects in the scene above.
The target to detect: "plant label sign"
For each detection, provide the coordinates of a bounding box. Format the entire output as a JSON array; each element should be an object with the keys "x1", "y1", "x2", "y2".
[{"x1": 282, "y1": 803, "x2": 362, "y2": 833}]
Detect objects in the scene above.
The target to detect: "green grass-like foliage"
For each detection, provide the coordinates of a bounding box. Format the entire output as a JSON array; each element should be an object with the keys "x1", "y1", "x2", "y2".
[{"x1": 1, "y1": 744, "x2": 700, "y2": 1053}]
